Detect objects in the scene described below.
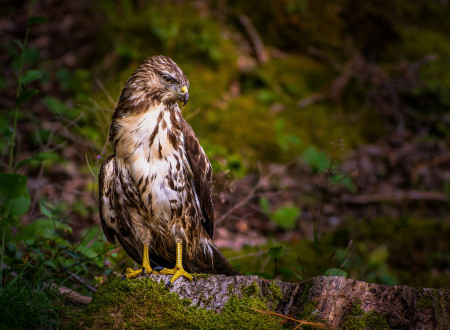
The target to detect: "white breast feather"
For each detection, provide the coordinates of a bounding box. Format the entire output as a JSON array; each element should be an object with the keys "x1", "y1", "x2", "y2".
[{"x1": 116, "y1": 105, "x2": 186, "y2": 232}]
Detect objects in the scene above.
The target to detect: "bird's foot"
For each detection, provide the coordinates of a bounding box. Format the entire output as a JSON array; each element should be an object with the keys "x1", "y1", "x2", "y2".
[
  {"x1": 159, "y1": 266, "x2": 193, "y2": 287},
  {"x1": 121, "y1": 266, "x2": 159, "y2": 280}
]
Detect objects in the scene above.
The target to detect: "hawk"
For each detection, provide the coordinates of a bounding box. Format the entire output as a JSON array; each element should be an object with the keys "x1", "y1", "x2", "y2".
[{"x1": 99, "y1": 55, "x2": 238, "y2": 285}]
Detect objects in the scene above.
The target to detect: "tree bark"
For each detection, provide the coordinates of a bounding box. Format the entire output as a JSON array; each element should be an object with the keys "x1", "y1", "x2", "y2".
[{"x1": 146, "y1": 274, "x2": 449, "y2": 329}]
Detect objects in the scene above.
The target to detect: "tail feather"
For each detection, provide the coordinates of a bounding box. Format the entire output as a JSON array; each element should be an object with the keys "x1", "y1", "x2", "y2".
[
  {"x1": 183, "y1": 243, "x2": 238, "y2": 276},
  {"x1": 210, "y1": 244, "x2": 239, "y2": 276}
]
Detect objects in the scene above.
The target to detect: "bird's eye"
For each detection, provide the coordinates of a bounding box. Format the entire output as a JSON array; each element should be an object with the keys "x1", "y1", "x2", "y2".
[{"x1": 163, "y1": 75, "x2": 173, "y2": 84}]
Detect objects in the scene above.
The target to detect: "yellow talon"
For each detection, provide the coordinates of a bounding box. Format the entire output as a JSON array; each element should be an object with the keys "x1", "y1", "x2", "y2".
[
  {"x1": 122, "y1": 245, "x2": 159, "y2": 279},
  {"x1": 159, "y1": 242, "x2": 194, "y2": 286}
]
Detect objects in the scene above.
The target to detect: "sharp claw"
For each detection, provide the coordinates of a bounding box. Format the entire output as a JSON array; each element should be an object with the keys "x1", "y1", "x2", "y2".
[
  {"x1": 193, "y1": 277, "x2": 197, "y2": 286},
  {"x1": 121, "y1": 275, "x2": 127, "y2": 281},
  {"x1": 154, "y1": 266, "x2": 164, "y2": 271},
  {"x1": 122, "y1": 269, "x2": 126, "y2": 276},
  {"x1": 165, "y1": 281, "x2": 171, "y2": 288},
  {"x1": 142, "y1": 267, "x2": 146, "y2": 275}
]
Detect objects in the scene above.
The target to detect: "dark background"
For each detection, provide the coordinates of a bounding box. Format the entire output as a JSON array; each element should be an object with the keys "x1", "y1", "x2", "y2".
[{"x1": 0, "y1": 1, "x2": 449, "y2": 325}]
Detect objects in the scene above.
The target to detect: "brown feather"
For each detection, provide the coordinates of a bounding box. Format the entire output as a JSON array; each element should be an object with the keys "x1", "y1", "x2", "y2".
[{"x1": 181, "y1": 120, "x2": 215, "y2": 238}]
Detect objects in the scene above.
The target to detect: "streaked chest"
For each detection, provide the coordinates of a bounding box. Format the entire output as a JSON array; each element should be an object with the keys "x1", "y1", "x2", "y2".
[{"x1": 114, "y1": 106, "x2": 189, "y2": 216}]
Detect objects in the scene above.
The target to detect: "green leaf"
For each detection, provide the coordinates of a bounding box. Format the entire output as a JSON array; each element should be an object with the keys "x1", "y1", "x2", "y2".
[
  {"x1": 0, "y1": 223, "x2": 13, "y2": 242},
  {"x1": 5, "y1": 242, "x2": 22, "y2": 260},
  {"x1": 15, "y1": 89, "x2": 39, "y2": 107},
  {"x1": 39, "y1": 203, "x2": 53, "y2": 218},
  {"x1": 302, "y1": 147, "x2": 330, "y2": 173},
  {"x1": 270, "y1": 205, "x2": 300, "y2": 229},
  {"x1": 258, "y1": 197, "x2": 270, "y2": 215},
  {"x1": 28, "y1": 16, "x2": 47, "y2": 27},
  {"x1": 0, "y1": 173, "x2": 30, "y2": 217},
  {"x1": 43, "y1": 259, "x2": 57, "y2": 268},
  {"x1": 324, "y1": 268, "x2": 348, "y2": 277},
  {"x1": 268, "y1": 246, "x2": 284, "y2": 260},
  {"x1": 331, "y1": 173, "x2": 356, "y2": 193},
  {"x1": 20, "y1": 70, "x2": 43, "y2": 84},
  {"x1": 43, "y1": 96, "x2": 78, "y2": 118},
  {"x1": 64, "y1": 249, "x2": 83, "y2": 260},
  {"x1": 279, "y1": 266, "x2": 303, "y2": 280},
  {"x1": 380, "y1": 274, "x2": 398, "y2": 286},
  {"x1": 13, "y1": 219, "x2": 71, "y2": 243},
  {"x1": 368, "y1": 246, "x2": 389, "y2": 265},
  {"x1": 14, "y1": 151, "x2": 59, "y2": 170}
]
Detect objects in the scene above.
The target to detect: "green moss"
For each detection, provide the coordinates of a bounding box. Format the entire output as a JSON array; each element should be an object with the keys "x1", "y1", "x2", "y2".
[
  {"x1": 227, "y1": 283, "x2": 235, "y2": 295},
  {"x1": 242, "y1": 282, "x2": 259, "y2": 297},
  {"x1": 297, "y1": 301, "x2": 317, "y2": 320},
  {"x1": 341, "y1": 299, "x2": 389, "y2": 330},
  {"x1": 71, "y1": 276, "x2": 285, "y2": 329},
  {"x1": 194, "y1": 273, "x2": 213, "y2": 280},
  {"x1": 294, "y1": 279, "x2": 328, "y2": 329},
  {"x1": 417, "y1": 291, "x2": 435, "y2": 309},
  {"x1": 267, "y1": 281, "x2": 283, "y2": 302},
  {"x1": 416, "y1": 289, "x2": 450, "y2": 328}
]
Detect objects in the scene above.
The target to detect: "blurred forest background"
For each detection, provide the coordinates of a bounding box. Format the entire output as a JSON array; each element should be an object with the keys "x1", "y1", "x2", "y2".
[{"x1": 1, "y1": 0, "x2": 449, "y2": 327}]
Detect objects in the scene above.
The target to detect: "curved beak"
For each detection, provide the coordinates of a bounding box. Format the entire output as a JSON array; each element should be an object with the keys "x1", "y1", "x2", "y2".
[{"x1": 177, "y1": 85, "x2": 189, "y2": 106}]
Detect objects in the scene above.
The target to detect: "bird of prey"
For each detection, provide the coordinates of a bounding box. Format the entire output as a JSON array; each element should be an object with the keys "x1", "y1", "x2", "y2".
[{"x1": 99, "y1": 55, "x2": 238, "y2": 286}]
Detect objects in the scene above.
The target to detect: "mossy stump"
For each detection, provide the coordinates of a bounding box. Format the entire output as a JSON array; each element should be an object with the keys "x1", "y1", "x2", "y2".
[{"x1": 71, "y1": 274, "x2": 449, "y2": 329}]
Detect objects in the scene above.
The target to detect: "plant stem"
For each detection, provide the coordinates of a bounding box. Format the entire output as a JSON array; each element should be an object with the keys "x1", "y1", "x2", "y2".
[{"x1": 9, "y1": 1, "x2": 35, "y2": 172}]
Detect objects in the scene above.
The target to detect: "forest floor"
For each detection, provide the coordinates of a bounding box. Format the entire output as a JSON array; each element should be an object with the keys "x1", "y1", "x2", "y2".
[{"x1": 1, "y1": 0, "x2": 449, "y2": 295}]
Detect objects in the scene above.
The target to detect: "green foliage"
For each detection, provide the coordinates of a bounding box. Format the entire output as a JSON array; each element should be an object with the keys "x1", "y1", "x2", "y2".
[
  {"x1": 0, "y1": 8, "x2": 112, "y2": 324},
  {"x1": 0, "y1": 174, "x2": 30, "y2": 240},
  {"x1": 99, "y1": 1, "x2": 237, "y2": 66},
  {"x1": 43, "y1": 96, "x2": 79, "y2": 118},
  {"x1": 274, "y1": 118, "x2": 302, "y2": 152},
  {"x1": 259, "y1": 197, "x2": 301, "y2": 230},
  {"x1": 331, "y1": 173, "x2": 357, "y2": 193},
  {"x1": 268, "y1": 246, "x2": 284, "y2": 260},
  {"x1": 2, "y1": 200, "x2": 111, "y2": 291},
  {"x1": 271, "y1": 206, "x2": 301, "y2": 229},
  {"x1": 224, "y1": 237, "x2": 346, "y2": 283},
  {"x1": 0, "y1": 268, "x2": 63, "y2": 329},
  {"x1": 323, "y1": 268, "x2": 348, "y2": 278},
  {"x1": 201, "y1": 141, "x2": 246, "y2": 178},
  {"x1": 301, "y1": 147, "x2": 330, "y2": 173},
  {"x1": 0, "y1": 174, "x2": 30, "y2": 217},
  {"x1": 14, "y1": 151, "x2": 59, "y2": 171}
]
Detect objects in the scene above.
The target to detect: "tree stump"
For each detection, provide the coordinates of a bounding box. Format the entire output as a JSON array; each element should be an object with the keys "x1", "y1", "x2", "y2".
[{"x1": 74, "y1": 274, "x2": 449, "y2": 329}]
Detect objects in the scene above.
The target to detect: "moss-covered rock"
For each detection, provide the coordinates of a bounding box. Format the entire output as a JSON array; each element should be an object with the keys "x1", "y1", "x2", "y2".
[
  {"x1": 341, "y1": 298, "x2": 390, "y2": 329},
  {"x1": 71, "y1": 276, "x2": 285, "y2": 329}
]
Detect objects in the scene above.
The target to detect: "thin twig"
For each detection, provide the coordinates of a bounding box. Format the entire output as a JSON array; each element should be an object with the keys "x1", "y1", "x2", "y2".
[
  {"x1": 248, "y1": 307, "x2": 330, "y2": 328},
  {"x1": 216, "y1": 158, "x2": 298, "y2": 225},
  {"x1": 133, "y1": 311, "x2": 144, "y2": 320},
  {"x1": 50, "y1": 283, "x2": 92, "y2": 305},
  {"x1": 67, "y1": 271, "x2": 97, "y2": 292},
  {"x1": 239, "y1": 15, "x2": 268, "y2": 64},
  {"x1": 339, "y1": 240, "x2": 353, "y2": 269},
  {"x1": 96, "y1": 79, "x2": 115, "y2": 104}
]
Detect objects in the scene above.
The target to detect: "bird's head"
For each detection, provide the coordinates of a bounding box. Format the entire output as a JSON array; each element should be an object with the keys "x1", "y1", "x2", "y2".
[
  {"x1": 150, "y1": 56, "x2": 190, "y2": 106},
  {"x1": 115, "y1": 55, "x2": 190, "y2": 116}
]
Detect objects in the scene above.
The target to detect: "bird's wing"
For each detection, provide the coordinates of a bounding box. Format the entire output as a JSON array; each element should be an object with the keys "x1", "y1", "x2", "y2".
[
  {"x1": 99, "y1": 155, "x2": 117, "y2": 244},
  {"x1": 182, "y1": 120, "x2": 214, "y2": 238},
  {"x1": 99, "y1": 155, "x2": 143, "y2": 264}
]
